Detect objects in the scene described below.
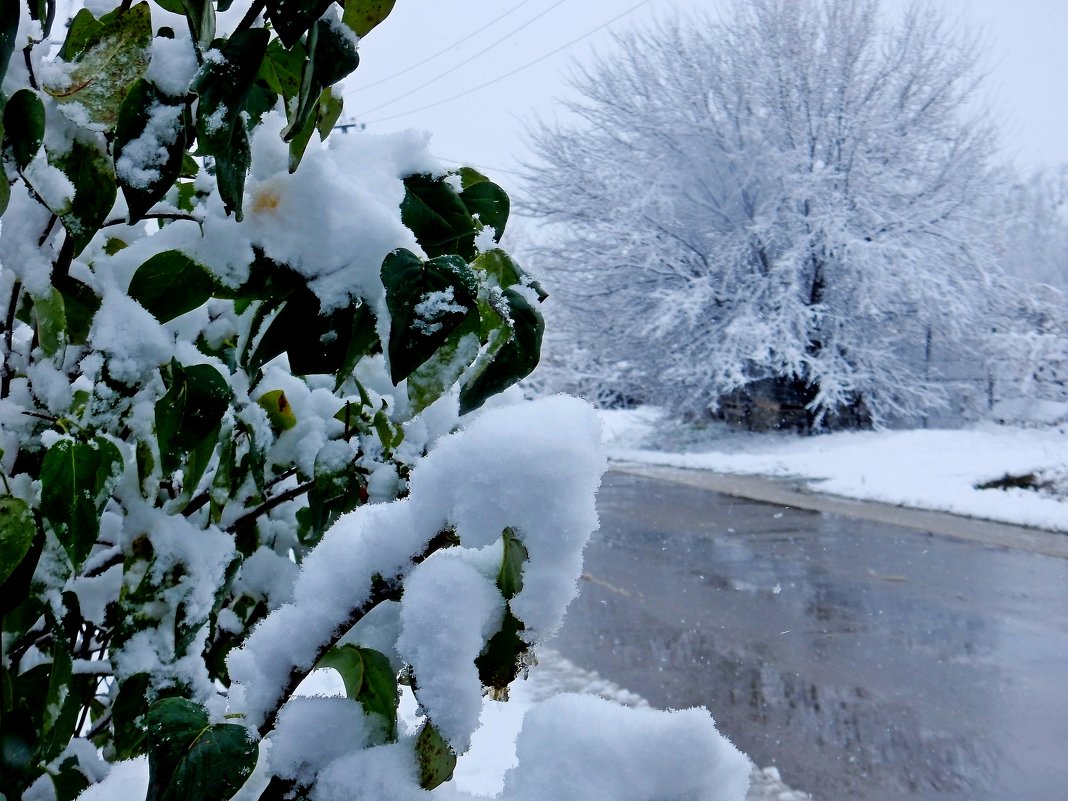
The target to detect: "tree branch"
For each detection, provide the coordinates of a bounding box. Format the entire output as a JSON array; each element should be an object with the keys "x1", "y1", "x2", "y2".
[{"x1": 227, "y1": 480, "x2": 315, "y2": 536}]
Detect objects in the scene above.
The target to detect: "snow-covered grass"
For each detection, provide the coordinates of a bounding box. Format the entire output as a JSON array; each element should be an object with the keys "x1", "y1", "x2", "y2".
[{"x1": 601, "y1": 408, "x2": 1068, "y2": 532}]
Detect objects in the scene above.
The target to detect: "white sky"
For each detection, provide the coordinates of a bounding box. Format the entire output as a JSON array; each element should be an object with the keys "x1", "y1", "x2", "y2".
[{"x1": 343, "y1": 0, "x2": 1068, "y2": 195}]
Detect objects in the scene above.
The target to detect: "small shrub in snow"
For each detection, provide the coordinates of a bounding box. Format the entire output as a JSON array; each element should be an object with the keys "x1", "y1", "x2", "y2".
[{"x1": 0, "y1": 2, "x2": 749, "y2": 801}]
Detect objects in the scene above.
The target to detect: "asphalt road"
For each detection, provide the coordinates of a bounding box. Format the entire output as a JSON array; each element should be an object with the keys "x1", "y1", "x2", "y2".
[{"x1": 550, "y1": 469, "x2": 1068, "y2": 801}]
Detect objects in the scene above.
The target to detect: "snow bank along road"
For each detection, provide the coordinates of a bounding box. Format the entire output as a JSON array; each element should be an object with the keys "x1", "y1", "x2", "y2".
[{"x1": 613, "y1": 463, "x2": 1068, "y2": 559}]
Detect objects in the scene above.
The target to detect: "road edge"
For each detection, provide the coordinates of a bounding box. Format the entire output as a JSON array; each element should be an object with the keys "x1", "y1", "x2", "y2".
[{"x1": 611, "y1": 462, "x2": 1068, "y2": 560}]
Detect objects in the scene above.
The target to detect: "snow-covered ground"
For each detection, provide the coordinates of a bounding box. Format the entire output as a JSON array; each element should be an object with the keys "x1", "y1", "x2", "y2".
[{"x1": 601, "y1": 408, "x2": 1068, "y2": 532}]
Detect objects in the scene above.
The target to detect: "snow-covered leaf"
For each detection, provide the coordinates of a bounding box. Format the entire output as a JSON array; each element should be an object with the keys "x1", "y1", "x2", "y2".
[
  {"x1": 459, "y1": 289, "x2": 543, "y2": 414},
  {"x1": 382, "y1": 249, "x2": 479, "y2": 384},
  {"x1": 46, "y1": 2, "x2": 152, "y2": 128},
  {"x1": 115, "y1": 80, "x2": 187, "y2": 222},
  {"x1": 193, "y1": 28, "x2": 269, "y2": 219},
  {"x1": 50, "y1": 139, "x2": 116, "y2": 256}
]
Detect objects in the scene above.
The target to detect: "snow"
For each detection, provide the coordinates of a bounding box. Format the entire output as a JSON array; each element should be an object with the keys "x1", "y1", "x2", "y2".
[
  {"x1": 115, "y1": 102, "x2": 183, "y2": 189},
  {"x1": 500, "y1": 694, "x2": 749, "y2": 801},
  {"x1": 601, "y1": 408, "x2": 1068, "y2": 532},
  {"x1": 228, "y1": 396, "x2": 606, "y2": 729},
  {"x1": 87, "y1": 293, "x2": 173, "y2": 383},
  {"x1": 396, "y1": 552, "x2": 505, "y2": 752}
]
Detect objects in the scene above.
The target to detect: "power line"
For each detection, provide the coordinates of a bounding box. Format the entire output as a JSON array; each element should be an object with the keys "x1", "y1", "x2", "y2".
[
  {"x1": 352, "y1": 0, "x2": 571, "y2": 113},
  {"x1": 347, "y1": 0, "x2": 538, "y2": 94},
  {"x1": 361, "y1": 0, "x2": 655, "y2": 125}
]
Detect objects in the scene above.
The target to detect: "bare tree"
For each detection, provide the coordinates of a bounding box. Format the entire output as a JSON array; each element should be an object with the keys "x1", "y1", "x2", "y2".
[{"x1": 524, "y1": 0, "x2": 1004, "y2": 426}]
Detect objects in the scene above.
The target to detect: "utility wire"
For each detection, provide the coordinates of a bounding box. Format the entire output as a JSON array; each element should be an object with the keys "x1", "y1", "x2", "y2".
[
  {"x1": 348, "y1": 0, "x2": 538, "y2": 94},
  {"x1": 352, "y1": 0, "x2": 571, "y2": 112},
  {"x1": 361, "y1": 0, "x2": 655, "y2": 125}
]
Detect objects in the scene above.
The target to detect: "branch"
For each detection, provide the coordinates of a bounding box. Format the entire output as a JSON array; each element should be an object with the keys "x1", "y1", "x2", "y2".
[
  {"x1": 227, "y1": 480, "x2": 315, "y2": 536},
  {"x1": 255, "y1": 529, "x2": 459, "y2": 738},
  {"x1": 257, "y1": 574, "x2": 402, "y2": 738},
  {"x1": 102, "y1": 212, "x2": 202, "y2": 228}
]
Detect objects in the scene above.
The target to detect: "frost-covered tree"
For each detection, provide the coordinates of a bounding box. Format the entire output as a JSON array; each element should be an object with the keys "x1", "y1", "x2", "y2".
[
  {"x1": 0, "y1": 1, "x2": 750, "y2": 800},
  {"x1": 524, "y1": 0, "x2": 1003, "y2": 426}
]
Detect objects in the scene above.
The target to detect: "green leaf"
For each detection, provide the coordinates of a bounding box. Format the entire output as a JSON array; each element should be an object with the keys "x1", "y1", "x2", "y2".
[
  {"x1": 415, "y1": 721, "x2": 455, "y2": 790},
  {"x1": 53, "y1": 275, "x2": 101, "y2": 346},
  {"x1": 0, "y1": 0, "x2": 19, "y2": 79},
  {"x1": 128, "y1": 250, "x2": 218, "y2": 322},
  {"x1": 381, "y1": 249, "x2": 479, "y2": 384},
  {"x1": 145, "y1": 697, "x2": 258, "y2": 801},
  {"x1": 40, "y1": 437, "x2": 123, "y2": 570},
  {"x1": 316, "y1": 88, "x2": 343, "y2": 139},
  {"x1": 180, "y1": 0, "x2": 215, "y2": 50},
  {"x1": 115, "y1": 80, "x2": 187, "y2": 222},
  {"x1": 319, "y1": 645, "x2": 398, "y2": 740},
  {"x1": 0, "y1": 167, "x2": 9, "y2": 217},
  {"x1": 111, "y1": 673, "x2": 151, "y2": 759},
  {"x1": 33, "y1": 287, "x2": 67, "y2": 356},
  {"x1": 342, "y1": 0, "x2": 395, "y2": 36},
  {"x1": 3, "y1": 89, "x2": 45, "y2": 170},
  {"x1": 266, "y1": 0, "x2": 333, "y2": 49},
  {"x1": 46, "y1": 3, "x2": 152, "y2": 128},
  {"x1": 249, "y1": 288, "x2": 377, "y2": 377},
  {"x1": 41, "y1": 629, "x2": 79, "y2": 763},
  {"x1": 0, "y1": 522, "x2": 44, "y2": 618},
  {"x1": 258, "y1": 38, "x2": 305, "y2": 100},
  {"x1": 0, "y1": 497, "x2": 35, "y2": 587},
  {"x1": 194, "y1": 28, "x2": 269, "y2": 219},
  {"x1": 155, "y1": 361, "x2": 231, "y2": 475},
  {"x1": 497, "y1": 527, "x2": 527, "y2": 600},
  {"x1": 283, "y1": 17, "x2": 359, "y2": 152},
  {"x1": 459, "y1": 289, "x2": 544, "y2": 414},
  {"x1": 51, "y1": 139, "x2": 117, "y2": 257},
  {"x1": 457, "y1": 168, "x2": 509, "y2": 242},
  {"x1": 58, "y1": 8, "x2": 103, "y2": 61},
  {"x1": 400, "y1": 174, "x2": 478, "y2": 260},
  {"x1": 256, "y1": 389, "x2": 297, "y2": 432}
]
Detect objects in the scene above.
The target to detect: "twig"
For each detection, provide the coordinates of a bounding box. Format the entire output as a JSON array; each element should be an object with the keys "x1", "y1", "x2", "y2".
[
  {"x1": 228, "y1": 480, "x2": 315, "y2": 535},
  {"x1": 102, "y1": 212, "x2": 202, "y2": 228},
  {"x1": 37, "y1": 215, "x2": 58, "y2": 248}
]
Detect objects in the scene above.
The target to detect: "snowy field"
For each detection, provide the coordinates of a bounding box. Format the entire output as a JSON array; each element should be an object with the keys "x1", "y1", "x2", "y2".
[{"x1": 601, "y1": 408, "x2": 1068, "y2": 532}]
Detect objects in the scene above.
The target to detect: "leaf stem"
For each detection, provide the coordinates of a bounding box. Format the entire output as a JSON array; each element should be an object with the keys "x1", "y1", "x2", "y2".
[
  {"x1": 235, "y1": 0, "x2": 267, "y2": 35},
  {"x1": 1, "y1": 279, "x2": 23, "y2": 399}
]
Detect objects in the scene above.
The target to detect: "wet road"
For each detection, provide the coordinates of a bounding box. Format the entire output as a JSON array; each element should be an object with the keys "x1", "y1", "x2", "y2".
[{"x1": 550, "y1": 471, "x2": 1068, "y2": 801}]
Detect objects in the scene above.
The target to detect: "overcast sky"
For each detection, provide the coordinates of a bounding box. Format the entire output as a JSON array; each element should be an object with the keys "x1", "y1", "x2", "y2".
[{"x1": 343, "y1": 0, "x2": 1068, "y2": 195}]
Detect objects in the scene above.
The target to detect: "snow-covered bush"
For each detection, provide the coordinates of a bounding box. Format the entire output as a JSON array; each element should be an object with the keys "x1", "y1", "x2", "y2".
[{"x1": 0, "y1": 1, "x2": 750, "y2": 800}]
